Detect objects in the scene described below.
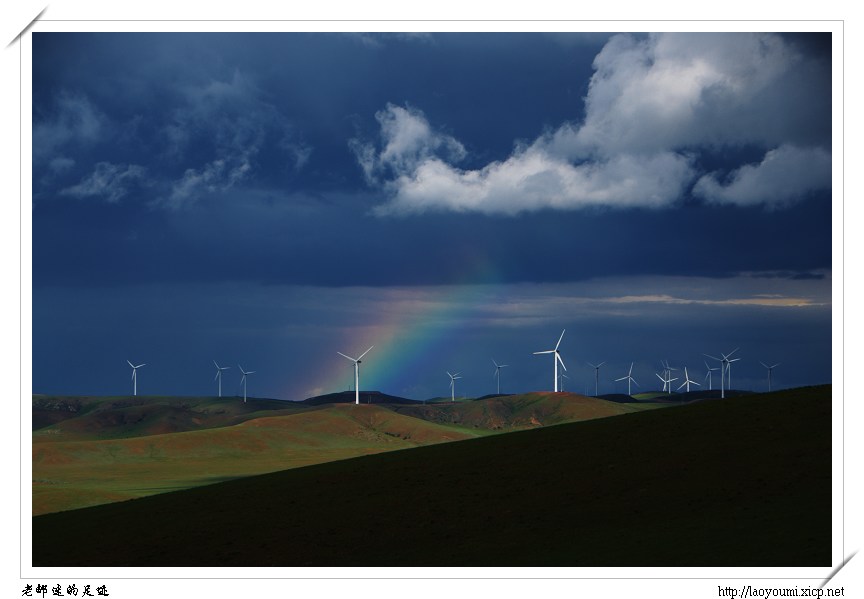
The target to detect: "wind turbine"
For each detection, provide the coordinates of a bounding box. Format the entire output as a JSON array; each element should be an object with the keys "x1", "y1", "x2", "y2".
[
  {"x1": 127, "y1": 360, "x2": 145, "y2": 396},
  {"x1": 704, "y1": 348, "x2": 738, "y2": 399},
  {"x1": 703, "y1": 360, "x2": 719, "y2": 391},
  {"x1": 724, "y1": 350, "x2": 741, "y2": 390},
  {"x1": 492, "y1": 359, "x2": 508, "y2": 395},
  {"x1": 337, "y1": 346, "x2": 374, "y2": 405},
  {"x1": 615, "y1": 362, "x2": 639, "y2": 396},
  {"x1": 760, "y1": 362, "x2": 780, "y2": 392},
  {"x1": 447, "y1": 371, "x2": 462, "y2": 402},
  {"x1": 677, "y1": 367, "x2": 701, "y2": 393},
  {"x1": 238, "y1": 364, "x2": 256, "y2": 403},
  {"x1": 558, "y1": 372, "x2": 569, "y2": 392},
  {"x1": 586, "y1": 361, "x2": 605, "y2": 396},
  {"x1": 655, "y1": 371, "x2": 678, "y2": 396},
  {"x1": 534, "y1": 329, "x2": 566, "y2": 392},
  {"x1": 213, "y1": 360, "x2": 230, "y2": 398}
]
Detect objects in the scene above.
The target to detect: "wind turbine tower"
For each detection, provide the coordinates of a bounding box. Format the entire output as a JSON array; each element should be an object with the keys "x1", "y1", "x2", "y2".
[
  {"x1": 587, "y1": 361, "x2": 605, "y2": 396},
  {"x1": 447, "y1": 371, "x2": 462, "y2": 402},
  {"x1": 655, "y1": 371, "x2": 678, "y2": 396},
  {"x1": 492, "y1": 359, "x2": 508, "y2": 395},
  {"x1": 337, "y1": 346, "x2": 374, "y2": 405},
  {"x1": 533, "y1": 329, "x2": 567, "y2": 392},
  {"x1": 703, "y1": 360, "x2": 719, "y2": 391},
  {"x1": 725, "y1": 350, "x2": 741, "y2": 390},
  {"x1": 677, "y1": 367, "x2": 701, "y2": 393},
  {"x1": 705, "y1": 348, "x2": 738, "y2": 399},
  {"x1": 127, "y1": 360, "x2": 145, "y2": 396},
  {"x1": 761, "y1": 362, "x2": 780, "y2": 392},
  {"x1": 213, "y1": 360, "x2": 230, "y2": 398},
  {"x1": 238, "y1": 364, "x2": 256, "y2": 403},
  {"x1": 615, "y1": 362, "x2": 639, "y2": 396}
]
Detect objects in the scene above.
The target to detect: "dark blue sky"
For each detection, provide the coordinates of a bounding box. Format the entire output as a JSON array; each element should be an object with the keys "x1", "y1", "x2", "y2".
[{"x1": 31, "y1": 32, "x2": 833, "y2": 400}]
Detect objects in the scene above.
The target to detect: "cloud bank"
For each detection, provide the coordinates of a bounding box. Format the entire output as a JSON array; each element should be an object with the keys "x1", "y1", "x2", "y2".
[{"x1": 355, "y1": 33, "x2": 831, "y2": 216}]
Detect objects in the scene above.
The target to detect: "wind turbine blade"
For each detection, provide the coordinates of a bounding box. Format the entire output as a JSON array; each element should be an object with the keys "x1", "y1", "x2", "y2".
[
  {"x1": 357, "y1": 346, "x2": 374, "y2": 361},
  {"x1": 555, "y1": 329, "x2": 566, "y2": 350},
  {"x1": 656, "y1": 373, "x2": 665, "y2": 382},
  {"x1": 628, "y1": 362, "x2": 634, "y2": 375},
  {"x1": 615, "y1": 376, "x2": 627, "y2": 382},
  {"x1": 691, "y1": 380, "x2": 701, "y2": 386},
  {"x1": 248, "y1": 371, "x2": 256, "y2": 375},
  {"x1": 215, "y1": 371, "x2": 220, "y2": 381},
  {"x1": 773, "y1": 363, "x2": 781, "y2": 368},
  {"x1": 213, "y1": 360, "x2": 220, "y2": 369},
  {"x1": 556, "y1": 353, "x2": 567, "y2": 371},
  {"x1": 534, "y1": 350, "x2": 554, "y2": 355},
  {"x1": 598, "y1": 362, "x2": 605, "y2": 368},
  {"x1": 727, "y1": 347, "x2": 740, "y2": 357},
  {"x1": 337, "y1": 352, "x2": 356, "y2": 362},
  {"x1": 492, "y1": 359, "x2": 499, "y2": 367},
  {"x1": 677, "y1": 381, "x2": 686, "y2": 391},
  {"x1": 632, "y1": 379, "x2": 640, "y2": 387},
  {"x1": 704, "y1": 354, "x2": 720, "y2": 361},
  {"x1": 127, "y1": 360, "x2": 134, "y2": 368}
]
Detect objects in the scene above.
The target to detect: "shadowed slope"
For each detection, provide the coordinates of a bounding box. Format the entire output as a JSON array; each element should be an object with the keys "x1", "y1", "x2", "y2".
[{"x1": 33, "y1": 386, "x2": 830, "y2": 567}]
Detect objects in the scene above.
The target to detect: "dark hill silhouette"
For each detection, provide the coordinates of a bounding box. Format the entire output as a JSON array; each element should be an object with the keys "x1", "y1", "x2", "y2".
[{"x1": 33, "y1": 385, "x2": 830, "y2": 567}]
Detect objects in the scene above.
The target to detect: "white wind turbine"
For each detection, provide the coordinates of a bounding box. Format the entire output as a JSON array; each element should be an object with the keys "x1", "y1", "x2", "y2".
[
  {"x1": 558, "y1": 371, "x2": 569, "y2": 392},
  {"x1": 760, "y1": 362, "x2": 780, "y2": 392},
  {"x1": 238, "y1": 364, "x2": 256, "y2": 403},
  {"x1": 655, "y1": 371, "x2": 678, "y2": 396},
  {"x1": 704, "y1": 348, "x2": 738, "y2": 399},
  {"x1": 660, "y1": 360, "x2": 678, "y2": 392},
  {"x1": 534, "y1": 329, "x2": 567, "y2": 392},
  {"x1": 447, "y1": 371, "x2": 462, "y2": 402},
  {"x1": 127, "y1": 360, "x2": 145, "y2": 396},
  {"x1": 677, "y1": 367, "x2": 701, "y2": 393},
  {"x1": 615, "y1": 362, "x2": 639, "y2": 396},
  {"x1": 587, "y1": 361, "x2": 605, "y2": 396},
  {"x1": 725, "y1": 350, "x2": 741, "y2": 390},
  {"x1": 492, "y1": 359, "x2": 508, "y2": 395},
  {"x1": 213, "y1": 360, "x2": 230, "y2": 398},
  {"x1": 703, "y1": 360, "x2": 720, "y2": 391},
  {"x1": 337, "y1": 346, "x2": 374, "y2": 405}
]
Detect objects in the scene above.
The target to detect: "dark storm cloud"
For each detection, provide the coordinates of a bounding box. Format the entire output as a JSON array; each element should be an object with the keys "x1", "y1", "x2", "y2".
[{"x1": 32, "y1": 31, "x2": 832, "y2": 292}]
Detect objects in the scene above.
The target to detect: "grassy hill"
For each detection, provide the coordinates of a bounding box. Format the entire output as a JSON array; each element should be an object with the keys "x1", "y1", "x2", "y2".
[
  {"x1": 33, "y1": 403, "x2": 479, "y2": 515},
  {"x1": 391, "y1": 391, "x2": 665, "y2": 430},
  {"x1": 32, "y1": 394, "x2": 306, "y2": 440},
  {"x1": 33, "y1": 391, "x2": 664, "y2": 515},
  {"x1": 32, "y1": 385, "x2": 831, "y2": 567}
]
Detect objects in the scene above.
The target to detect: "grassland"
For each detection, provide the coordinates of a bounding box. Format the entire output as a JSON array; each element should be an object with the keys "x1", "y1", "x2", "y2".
[
  {"x1": 32, "y1": 385, "x2": 830, "y2": 567},
  {"x1": 33, "y1": 401, "x2": 481, "y2": 515}
]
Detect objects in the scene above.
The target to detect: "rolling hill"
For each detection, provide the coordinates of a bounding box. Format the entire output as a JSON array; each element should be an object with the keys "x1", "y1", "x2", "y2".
[
  {"x1": 32, "y1": 403, "x2": 480, "y2": 515},
  {"x1": 32, "y1": 385, "x2": 831, "y2": 567},
  {"x1": 33, "y1": 391, "x2": 667, "y2": 515}
]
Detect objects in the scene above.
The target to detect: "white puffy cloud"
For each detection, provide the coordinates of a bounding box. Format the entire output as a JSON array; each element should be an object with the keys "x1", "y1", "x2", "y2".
[
  {"x1": 692, "y1": 145, "x2": 832, "y2": 207},
  {"x1": 376, "y1": 148, "x2": 694, "y2": 216},
  {"x1": 61, "y1": 162, "x2": 147, "y2": 203},
  {"x1": 360, "y1": 33, "x2": 830, "y2": 216},
  {"x1": 350, "y1": 103, "x2": 466, "y2": 185}
]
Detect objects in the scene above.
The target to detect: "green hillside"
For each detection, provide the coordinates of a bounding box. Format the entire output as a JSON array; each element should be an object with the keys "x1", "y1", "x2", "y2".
[
  {"x1": 33, "y1": 403, "x2": 479, "y2": 515},
  {"x1": 32, "y1": 385, "x2": 831, "y2": 567}
]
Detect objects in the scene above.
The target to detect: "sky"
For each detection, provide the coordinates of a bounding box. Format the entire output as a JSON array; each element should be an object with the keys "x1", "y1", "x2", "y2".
[{"x1": 30, "y1": 31, "x2": 833, "y2": 401}]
